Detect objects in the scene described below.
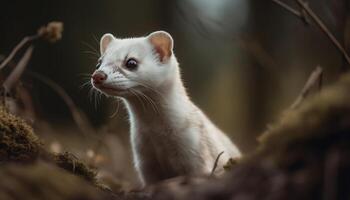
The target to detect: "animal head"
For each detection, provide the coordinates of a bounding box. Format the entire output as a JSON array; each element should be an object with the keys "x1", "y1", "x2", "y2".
[{"x1": 91, "y1": 31, "x2": 177, "y2": 97}]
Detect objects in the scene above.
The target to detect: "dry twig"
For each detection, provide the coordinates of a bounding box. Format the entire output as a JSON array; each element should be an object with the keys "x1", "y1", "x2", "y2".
[
  {"x1": 210, "y1": 151, "x2": 224, "y2": 176},
  {"x1": 0, "y1": 21, "x2": 63, "y2": 71},
  {"x1": 3, "y1": 46, "x2": 34, "y2": 91},
  {"x1": 0, "y1": 36, "x2": 38, "y2": 70},
  {"x1": 290, "y1": 66, "x2": 323, "y2": 109},
  {"x1": 27, "y1": 71, "x2": 94, "y2": 135},
  {"x1": 272, "y1": 0, "x2": 350, "y2": 66},
  {"x1": 272, "y1": 0, "x2": 303, "y2": 19},
  {"x1": 295, "y1": 0, "x2": 350, "y2": 65}
]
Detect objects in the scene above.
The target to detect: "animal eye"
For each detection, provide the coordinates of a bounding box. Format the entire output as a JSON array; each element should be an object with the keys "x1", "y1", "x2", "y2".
[
  {"x1": 96, "y1": 58, "x2": 102, "y2": 69},
  {"x1": 125, "y1": 58, "x2": 138, "y2": 70}
]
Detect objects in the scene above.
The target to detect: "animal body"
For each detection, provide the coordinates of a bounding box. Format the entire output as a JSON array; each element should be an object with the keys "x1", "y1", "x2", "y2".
[{"x1": 91, "y1": 31, "x2": 241, "y2": 186}]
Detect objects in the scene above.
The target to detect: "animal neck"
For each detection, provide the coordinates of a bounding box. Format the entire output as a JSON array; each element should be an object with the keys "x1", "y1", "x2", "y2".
[{"x1": 122, "y1": 71, "x2": 192, "y2": 128}]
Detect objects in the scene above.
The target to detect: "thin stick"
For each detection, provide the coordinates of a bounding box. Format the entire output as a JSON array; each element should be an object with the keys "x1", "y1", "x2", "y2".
[
  {"x1": 272, "y1": 0, "x2": 350, "y2": 66},
  {"x1": 27, "y1": 71, "x2": 95, "y2": 135},
  {"x1": 211, "y1": 151, "x2": 224, "y2": 176},
  {"x1": 272, "y1": 0, "x2": 303, "y2": 18},
  {"x1": 290, "y1": 66, "x2": 323, "y2": 109},
  {"x1": 3, "y1": 46, "x2": 34, "y2": 91},
  {"x1": 296, "y1": 0, "x2": 350, "y2": 65},
  {"x1": 0, "y1": 35, "x2": 39, "y2": 70}
]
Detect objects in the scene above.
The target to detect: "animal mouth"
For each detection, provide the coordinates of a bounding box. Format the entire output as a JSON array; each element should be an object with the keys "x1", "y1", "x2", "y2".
[{"x1": 93, "y1": 83, "x2": 125, "y2": 94}]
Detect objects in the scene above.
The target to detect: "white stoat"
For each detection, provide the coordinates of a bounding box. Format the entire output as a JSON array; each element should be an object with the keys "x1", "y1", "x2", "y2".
[{"x1": 91, "y1": 31, "x2": 241, "y2": 186}]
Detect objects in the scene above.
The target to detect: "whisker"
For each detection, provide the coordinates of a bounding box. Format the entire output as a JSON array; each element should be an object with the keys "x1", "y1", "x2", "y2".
[
  {"x1": 80, "y1": 77, "x2": 92, "y2": 81},
  {"x1": 98, "y1": 91, "x2": 103, "y2": 103},
  {"x1": 87, "y1": 57, "x2": 99, "y2": 61},
  {"x1": 93, "y1": 90, "x2": 98, "y2": 109},
  {"x1": 130, "y1": 79, "x2": 166, "y2": 101},
  {"x1": 82, "y1": 50, "x2": 99, "y2": 57},
  {"x1": 88, "y1": 88, "x2": 98, "y2": 111},
  {"x1": 88, "y1": 88, "x2": 101, "y2": 110},
  {"x1": 78, "y1": 73, "x2": 92, "y2": 77},
  {"x1": 145, "y1": 93, "x2": 160, "y2": 114},
  {"x1": 79, "y1": 81, "x2": 91, "y2": 89},
  {"x1": 81, "y1": 80, "x2": 100, "y2": 111},
  {"x1": 109, "y1": 98, "x2": 121, "y2": 118},
  {"x1": 92, "y1": 34, "x2": 100, "y2": 46},
  {"x1": 145, "y1": 94, "x2": 160, "y2": 114},
  {"x1": 130, "y1": 89, "x2": 146, "y2": 111},
  {"x1": 81, "y1": 41, "x2": 100, "y2": 56},
  {"x1": 134, "y1": 90, "x2": 160, "y2": 115},
  {"x1": 108, "y1": 81, "x2": 130, "y2": 85}
]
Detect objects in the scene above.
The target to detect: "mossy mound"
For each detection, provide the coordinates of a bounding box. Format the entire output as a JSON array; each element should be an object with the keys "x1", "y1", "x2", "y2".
[
  {"x1": 151, "y1": 73, "x2": 350, "y2": 200},
  {"x1": 0, "y1": 107, "x2": 41, "y2": 163},
  {"x1": 53, "y1": 152, "x2": 97, "y2": 183},
  {"x1": 0, "y1": 162, "x2": 112, "y2": 200},
  {"x1": 0, "y1": 107, "x2": 113, "y2": 197},
  {"x1": 258, "y1": 73, "x2": 350, "y2": 168}
]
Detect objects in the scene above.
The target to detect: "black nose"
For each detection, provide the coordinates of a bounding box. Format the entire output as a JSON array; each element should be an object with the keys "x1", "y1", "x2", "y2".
[{"x1": 92, "y1": 71, "x2": 107, "y2": 84}]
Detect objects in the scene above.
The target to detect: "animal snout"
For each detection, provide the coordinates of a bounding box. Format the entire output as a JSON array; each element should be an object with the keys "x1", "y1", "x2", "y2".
[{"x1": 92, "y1": 70, "x2": 107, "y2": 84}]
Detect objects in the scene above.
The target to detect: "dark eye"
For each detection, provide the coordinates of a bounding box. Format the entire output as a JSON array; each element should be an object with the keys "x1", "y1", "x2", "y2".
[
  {"x1": 96, "y1": 58, "x2": 102, "y2": 69},
  {"x1": 125, "y1": 58, "x2": 138, "y2": 70}
]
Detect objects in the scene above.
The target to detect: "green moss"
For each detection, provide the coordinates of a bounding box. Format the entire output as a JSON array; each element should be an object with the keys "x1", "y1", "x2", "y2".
[{"x1": 0, "y1": 107, "x2": 41, "y2": 163}]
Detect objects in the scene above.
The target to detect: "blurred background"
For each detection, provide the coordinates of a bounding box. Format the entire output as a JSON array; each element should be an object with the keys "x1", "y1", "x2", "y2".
[{"x1": 0, "y1": 0, "x2": 348, "y2": 187}]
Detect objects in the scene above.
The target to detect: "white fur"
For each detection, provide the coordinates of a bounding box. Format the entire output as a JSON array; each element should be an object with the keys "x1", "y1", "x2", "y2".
[{"x1": 92, "y1": 31, "x2": 241, "y2": 186}]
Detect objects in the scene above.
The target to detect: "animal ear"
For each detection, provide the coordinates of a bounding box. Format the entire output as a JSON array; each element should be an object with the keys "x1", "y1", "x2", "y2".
[
  {"x1": 147, "y1": 31, "x2": 173, "y2": 62},
  {"x1": 100, "y1": 33, "x2": 115, "y2": 55}
]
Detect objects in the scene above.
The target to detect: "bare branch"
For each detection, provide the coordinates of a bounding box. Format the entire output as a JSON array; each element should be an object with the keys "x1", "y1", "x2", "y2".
[
  {"x1": 272, "y1": 0, "x2": 303, "y2": 18},
  {"x1": 0, "y1": 35, "x2": 39, "y2": 70},
  {"x1": 0, "y1": 21, "x2": 63, "y2": 71},
  {"x1": 273, "y1": 0, "x2": 350, "y2": 66},
  {"x1": 27, "y1": 71, "x2": 95, "y2": 135},
  {"x1": 3, "y1": 46, "x2": 34, "y2": 91},
  {"x1": 290, "y1": 66, "x2": 323, "y2": 109},
  {"x1": 210, "y1": 151, "x2": 224, "y2": 176},
  {"x1": 295, "y1": 0, "x2": 350, "y2": 66}
]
